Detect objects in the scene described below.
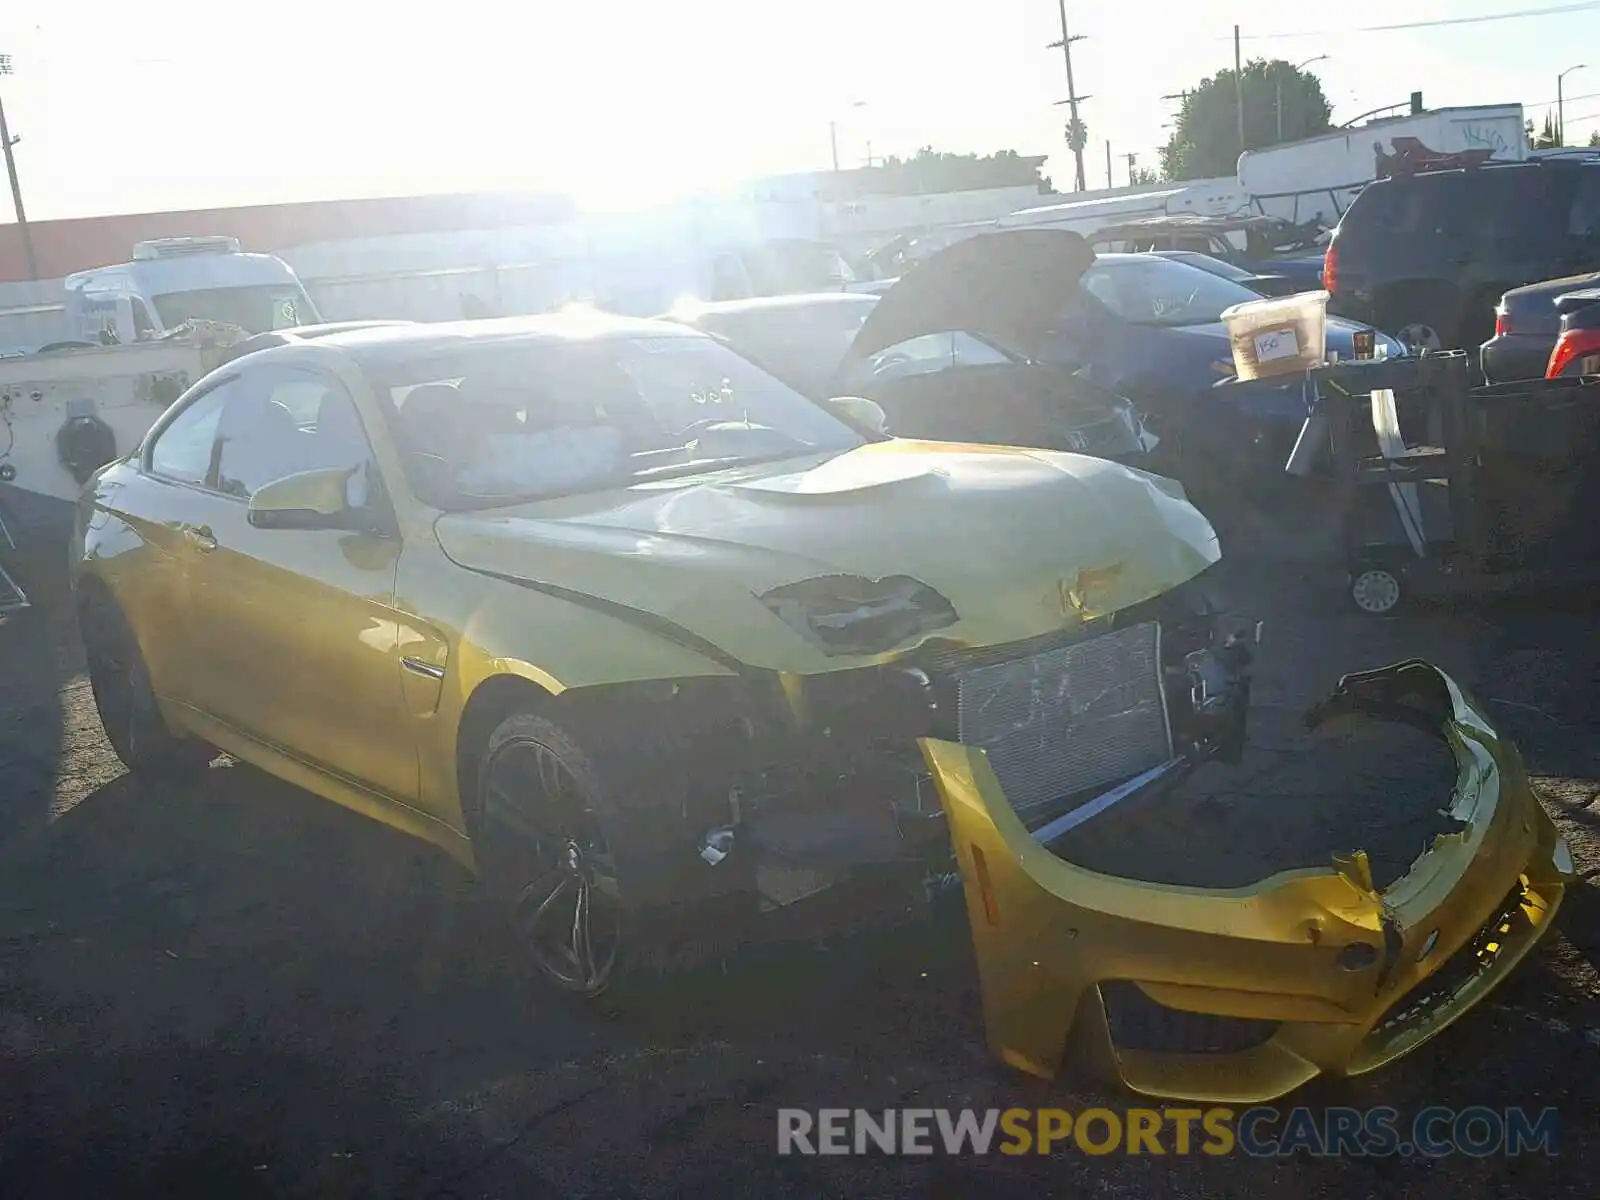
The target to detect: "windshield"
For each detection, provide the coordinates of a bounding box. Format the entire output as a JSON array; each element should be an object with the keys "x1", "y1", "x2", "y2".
[
  {"x1": 743, "y1": 241, "x2": 859, "y2": 294},
  {"x1": 694, "y1": 299, "x2": 877, "y2": 396},
  {"x1": 1157, "y1": 251, "x2": 1258, "y2": 283},
  {"x1": 375, "y1": 334, "x2": 866, "y2": 510},
  {"x1": 151, "y1": 285, "x2": 318, "y2": 334},
  {"x1": 1080, "y1": 256, "x2": 1261, "y2": 327}
]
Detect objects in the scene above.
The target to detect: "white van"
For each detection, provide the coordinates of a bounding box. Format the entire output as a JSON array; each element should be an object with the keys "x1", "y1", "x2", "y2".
[{"x1": 63, "y1": 235, "x2": 322, "y2": 345}]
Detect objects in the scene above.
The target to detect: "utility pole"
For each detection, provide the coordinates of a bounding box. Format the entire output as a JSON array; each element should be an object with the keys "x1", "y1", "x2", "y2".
[
  {"x1": 1234, "y1": 25, "x2": 1246, "y2": 157},
  {"x1": 1050, "y1": 1, "x2": 1089, "y2": 191},
  {"x1": 0, "y1": 54, "x2": 37, "y2": 282},
  {"x1": 1105, "y1": 141, "x2": 1113, "y2": 188},
  {"x1": 1125, "y1": 152, "x2": 1137, "y2": 185}
]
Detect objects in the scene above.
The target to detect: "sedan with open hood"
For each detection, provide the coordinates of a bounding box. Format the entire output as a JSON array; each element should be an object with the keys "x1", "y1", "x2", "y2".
[{"x1": 667, "y1": 229, "x2": 1153, "y2": 464}]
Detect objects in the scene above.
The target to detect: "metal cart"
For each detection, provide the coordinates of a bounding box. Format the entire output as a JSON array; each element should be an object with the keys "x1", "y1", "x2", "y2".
[{"x1": 1239, "y1": 350, "x2": 1600, "y2": 614}]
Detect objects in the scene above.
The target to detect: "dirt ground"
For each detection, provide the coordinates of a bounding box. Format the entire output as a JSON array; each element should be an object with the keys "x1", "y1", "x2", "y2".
[{"x1": 0, "y1": 524, "x2": 1596, "y2": 1199}]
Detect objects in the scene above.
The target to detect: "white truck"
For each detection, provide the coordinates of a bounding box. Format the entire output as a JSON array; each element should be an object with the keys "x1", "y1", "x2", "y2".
[
  {"x1": 0, "y1": 234, "x2": 317, "y2": 525},
  {"x1": 62, "y1": 235, "x2": 321, "y2": 346}
]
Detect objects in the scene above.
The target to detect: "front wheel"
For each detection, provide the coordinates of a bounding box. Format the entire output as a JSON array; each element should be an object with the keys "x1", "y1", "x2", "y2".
[
  {"x1": 78, "y1": 592, "x2": 215, "y2": 780},
  {"x1": 471, "y1": 711, "x2": 749, "y2": 1001}
]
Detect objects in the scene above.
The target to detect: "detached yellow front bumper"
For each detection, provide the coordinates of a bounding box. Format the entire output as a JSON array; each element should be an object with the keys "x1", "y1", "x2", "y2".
[{"x1": 922, "y1": 660, "x2": 1572, "y2": 1105}]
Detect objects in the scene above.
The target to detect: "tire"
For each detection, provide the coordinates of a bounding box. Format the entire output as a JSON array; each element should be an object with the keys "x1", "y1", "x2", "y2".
[
  {"x1": 77, "y1": 591, "x2": 215, "y2": 780},
  {"x1": 1376, "y1": 283, "x2": 1462, "y2": 353},
  {"x1": 1349, "y1": 566, "x2": 1404, "y2": 616},
  {"x1": 469, "y1": 710, "x2": 753, "y2": 1004}
]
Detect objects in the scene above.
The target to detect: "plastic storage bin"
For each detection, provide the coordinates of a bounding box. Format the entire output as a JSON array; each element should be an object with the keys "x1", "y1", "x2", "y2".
[{"x1": 1220, "y1": 289, "x2": 1330, "y2": 382}]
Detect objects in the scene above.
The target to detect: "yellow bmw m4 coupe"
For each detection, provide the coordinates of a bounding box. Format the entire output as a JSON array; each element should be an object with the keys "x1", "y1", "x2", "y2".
[{"x1": 68, "y1": 309, "x2": 1567, "y2": 1104}]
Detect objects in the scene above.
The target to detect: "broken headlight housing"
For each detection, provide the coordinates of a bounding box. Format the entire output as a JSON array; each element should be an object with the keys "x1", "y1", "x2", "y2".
[{"x1": 758, "y1": 574, "x2": 958, "y2": 657}]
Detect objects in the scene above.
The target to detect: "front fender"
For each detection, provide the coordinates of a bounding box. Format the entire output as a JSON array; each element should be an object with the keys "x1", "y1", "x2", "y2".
[{"x1": 409, "y1": 570, "x2": 748, "y2": 840}]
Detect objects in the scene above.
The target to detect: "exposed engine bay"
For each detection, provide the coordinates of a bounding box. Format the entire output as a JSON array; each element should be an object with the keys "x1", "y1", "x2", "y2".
[{"x1": 558, "y1": 568, "x2": 1254, "y2": 916}]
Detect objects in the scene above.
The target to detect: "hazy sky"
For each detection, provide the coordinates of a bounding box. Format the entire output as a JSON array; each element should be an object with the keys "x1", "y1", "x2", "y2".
[{"x1": 2, "y1": 0, "x2": 1599, "y2": 220}]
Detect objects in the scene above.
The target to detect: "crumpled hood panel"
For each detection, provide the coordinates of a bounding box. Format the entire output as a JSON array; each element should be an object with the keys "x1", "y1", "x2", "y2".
[{"x1": 434, "y1": 440, "x2": 1219, "y2": 672}]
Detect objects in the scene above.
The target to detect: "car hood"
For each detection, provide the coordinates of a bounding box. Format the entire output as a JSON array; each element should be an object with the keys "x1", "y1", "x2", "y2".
[
  {"x1": 434, "y1": 440, "x2": 1219, "y2": 674},
  {"x1": 838, "y1": 229, "x2": 1096, "y2": 375}
]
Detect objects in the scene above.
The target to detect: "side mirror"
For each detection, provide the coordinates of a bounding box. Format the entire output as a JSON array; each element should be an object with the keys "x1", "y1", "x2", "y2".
[
  {"x1": 826, "y1": 394, "x2": 890, "y2": 435},
  {"x1": 247, "y1": 466, "x2": 368, "y2": 530}
]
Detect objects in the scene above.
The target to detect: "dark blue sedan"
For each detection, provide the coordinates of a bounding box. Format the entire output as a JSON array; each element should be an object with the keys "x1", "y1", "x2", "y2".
[{"x1": 1043, "y1": 253, "x2": 1405, "y2": 475}]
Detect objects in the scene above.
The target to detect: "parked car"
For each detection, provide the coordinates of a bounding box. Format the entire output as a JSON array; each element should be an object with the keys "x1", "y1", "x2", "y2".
[
  {"x1": 1325, "y1": 158, "x2": 1600, "y2": 353},
  {"x1": 1545, "y1": 290, "x2": 1600, "y2": 376},
  {"x1": 70, "y1": 312, "x2": 1253, "y2": 1012},
  {"x1": 667, "y1": 233, "x2": 1151, "y2": 465},
  {"x1": 1151, "y1": 250, "x2": 1302, "y2": 297},
  {"x1": 1046, "y1": 251, "x2": 1405, "y2": 479},
  {"x1": 1480, "y1": 272, "x2": 1600, "y2": 383},
  {"x1": 1090, "y1": 214, "x2": 1326, "y2": 291}
]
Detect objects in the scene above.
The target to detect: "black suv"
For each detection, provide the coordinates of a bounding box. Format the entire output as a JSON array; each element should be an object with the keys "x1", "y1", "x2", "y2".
[{"x1": 1325, "y1": 159, "x2": 1600, "y2": 353}]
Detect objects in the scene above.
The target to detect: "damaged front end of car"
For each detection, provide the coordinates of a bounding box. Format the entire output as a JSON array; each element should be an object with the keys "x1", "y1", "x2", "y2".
[
  {"x1": 924, "y1": 659, "x2": 1571, "y2": 1104},
  {"x1": 609, "y1": 559, "x2": 1258, "y2": 928}
]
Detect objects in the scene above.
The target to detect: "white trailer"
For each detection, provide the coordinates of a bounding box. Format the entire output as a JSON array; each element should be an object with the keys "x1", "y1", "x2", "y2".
[
  {"x1": 995, "y1": 178, "x2": 1249, "y2": 238},
  {"x1": 1238, "y1": 103, "x2": 1528, "y2": 228}
]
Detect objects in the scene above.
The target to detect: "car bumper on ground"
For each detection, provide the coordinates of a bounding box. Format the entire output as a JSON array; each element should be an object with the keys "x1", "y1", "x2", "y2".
[{"x1": 921, "y1": 660, "x2": 1570, "y2": 1104}]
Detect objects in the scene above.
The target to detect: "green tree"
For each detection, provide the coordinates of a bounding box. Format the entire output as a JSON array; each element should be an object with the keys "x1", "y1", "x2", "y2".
[
  {"x1": 1529, "y1": 114, "x2": 1560, "y2": 149},
  {"x1": 1589, "y1": 129, "x2": 1600, "y2": 148},
  {"x1": 1160, "y1": 59, "x2": 1334, "y2": 180},
  {"x1": 1130, "y1": 165, "x2": 1163, "y2": 185},
  {"x1": 1066, "y1": 116, "x2": 1088, "y2": 155},
  {"x1": 849, "y1": 148, "x2": 1055, "y2": 196}
]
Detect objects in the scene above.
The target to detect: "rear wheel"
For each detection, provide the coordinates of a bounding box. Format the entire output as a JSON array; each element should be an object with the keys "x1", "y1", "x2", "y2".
[
  {"x1": 77, "y1": 591, "x2": 214, "y2": 779},
  {"x1": 1377, "y1": 283, "x2": 1463, "y2": 353},
  {"x1": 1350, "y1": 567, "x2": 1404, "y2": 616}
]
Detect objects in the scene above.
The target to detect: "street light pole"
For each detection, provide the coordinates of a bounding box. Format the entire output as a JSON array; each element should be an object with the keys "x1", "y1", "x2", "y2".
[
  {"x1": 1279, "y1": 55, "x2": 1329, "y2": 144},
  {"x1": 1559, "y1": 64, "x2": 1588, "y2": 145},
  {"x1": 0, "y1": 54, "x2": 38, "y2": 281}
]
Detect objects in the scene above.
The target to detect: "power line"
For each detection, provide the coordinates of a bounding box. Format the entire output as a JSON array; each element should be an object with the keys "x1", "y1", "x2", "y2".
[{"x1": 1236, "y1": 2, "x2": 1600, "y2": 41}]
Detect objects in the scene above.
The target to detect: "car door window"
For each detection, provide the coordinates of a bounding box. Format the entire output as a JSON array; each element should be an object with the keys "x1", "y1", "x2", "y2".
[
  {"x1": 146, "y1": 382, "x2": 234, "y2": 486},
  {"x1": 1566, "y1": 169, "x2": 1600, "y2": 244},
  {"x1": 216, "y1": 368, "x2": 378, "y2": 501}
]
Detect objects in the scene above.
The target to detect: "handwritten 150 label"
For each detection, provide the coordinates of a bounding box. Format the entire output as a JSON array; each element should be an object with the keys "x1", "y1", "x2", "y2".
[{"x1": 1253, "y1": 328, "x2": 1301, "y2": 364}]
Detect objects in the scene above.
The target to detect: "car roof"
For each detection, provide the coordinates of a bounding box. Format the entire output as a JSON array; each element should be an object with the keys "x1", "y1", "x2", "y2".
[
  {"x1": 1368, "y1": 158, "x2": 1600, "y2": 187},
  {"x1": 670, "y1": 293, "x2": 880, "y2": 320},
  {"x1": 305, "y1": 309, "x2": 702, "y2": 360},
  {"x1": 1085, "y1": 253, "x2": 1163, "y2": 265}
]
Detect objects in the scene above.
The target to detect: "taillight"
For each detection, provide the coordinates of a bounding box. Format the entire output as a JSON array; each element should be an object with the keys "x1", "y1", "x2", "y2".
[
  {"x1": 1494, "y1": 308, "x2": 1511, "y2": 338},
  {"x1": 1322, "y1": 241, "x2": 1340, "y2": 294},
  {"x1": 1546, "y1": 328, "x2": 1600, "y2": 377}
]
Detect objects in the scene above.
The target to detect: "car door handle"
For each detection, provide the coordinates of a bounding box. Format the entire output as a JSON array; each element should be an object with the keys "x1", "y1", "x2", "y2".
[{"x1": 183, "y1": 525, "x2": 217, "y2": 552}]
